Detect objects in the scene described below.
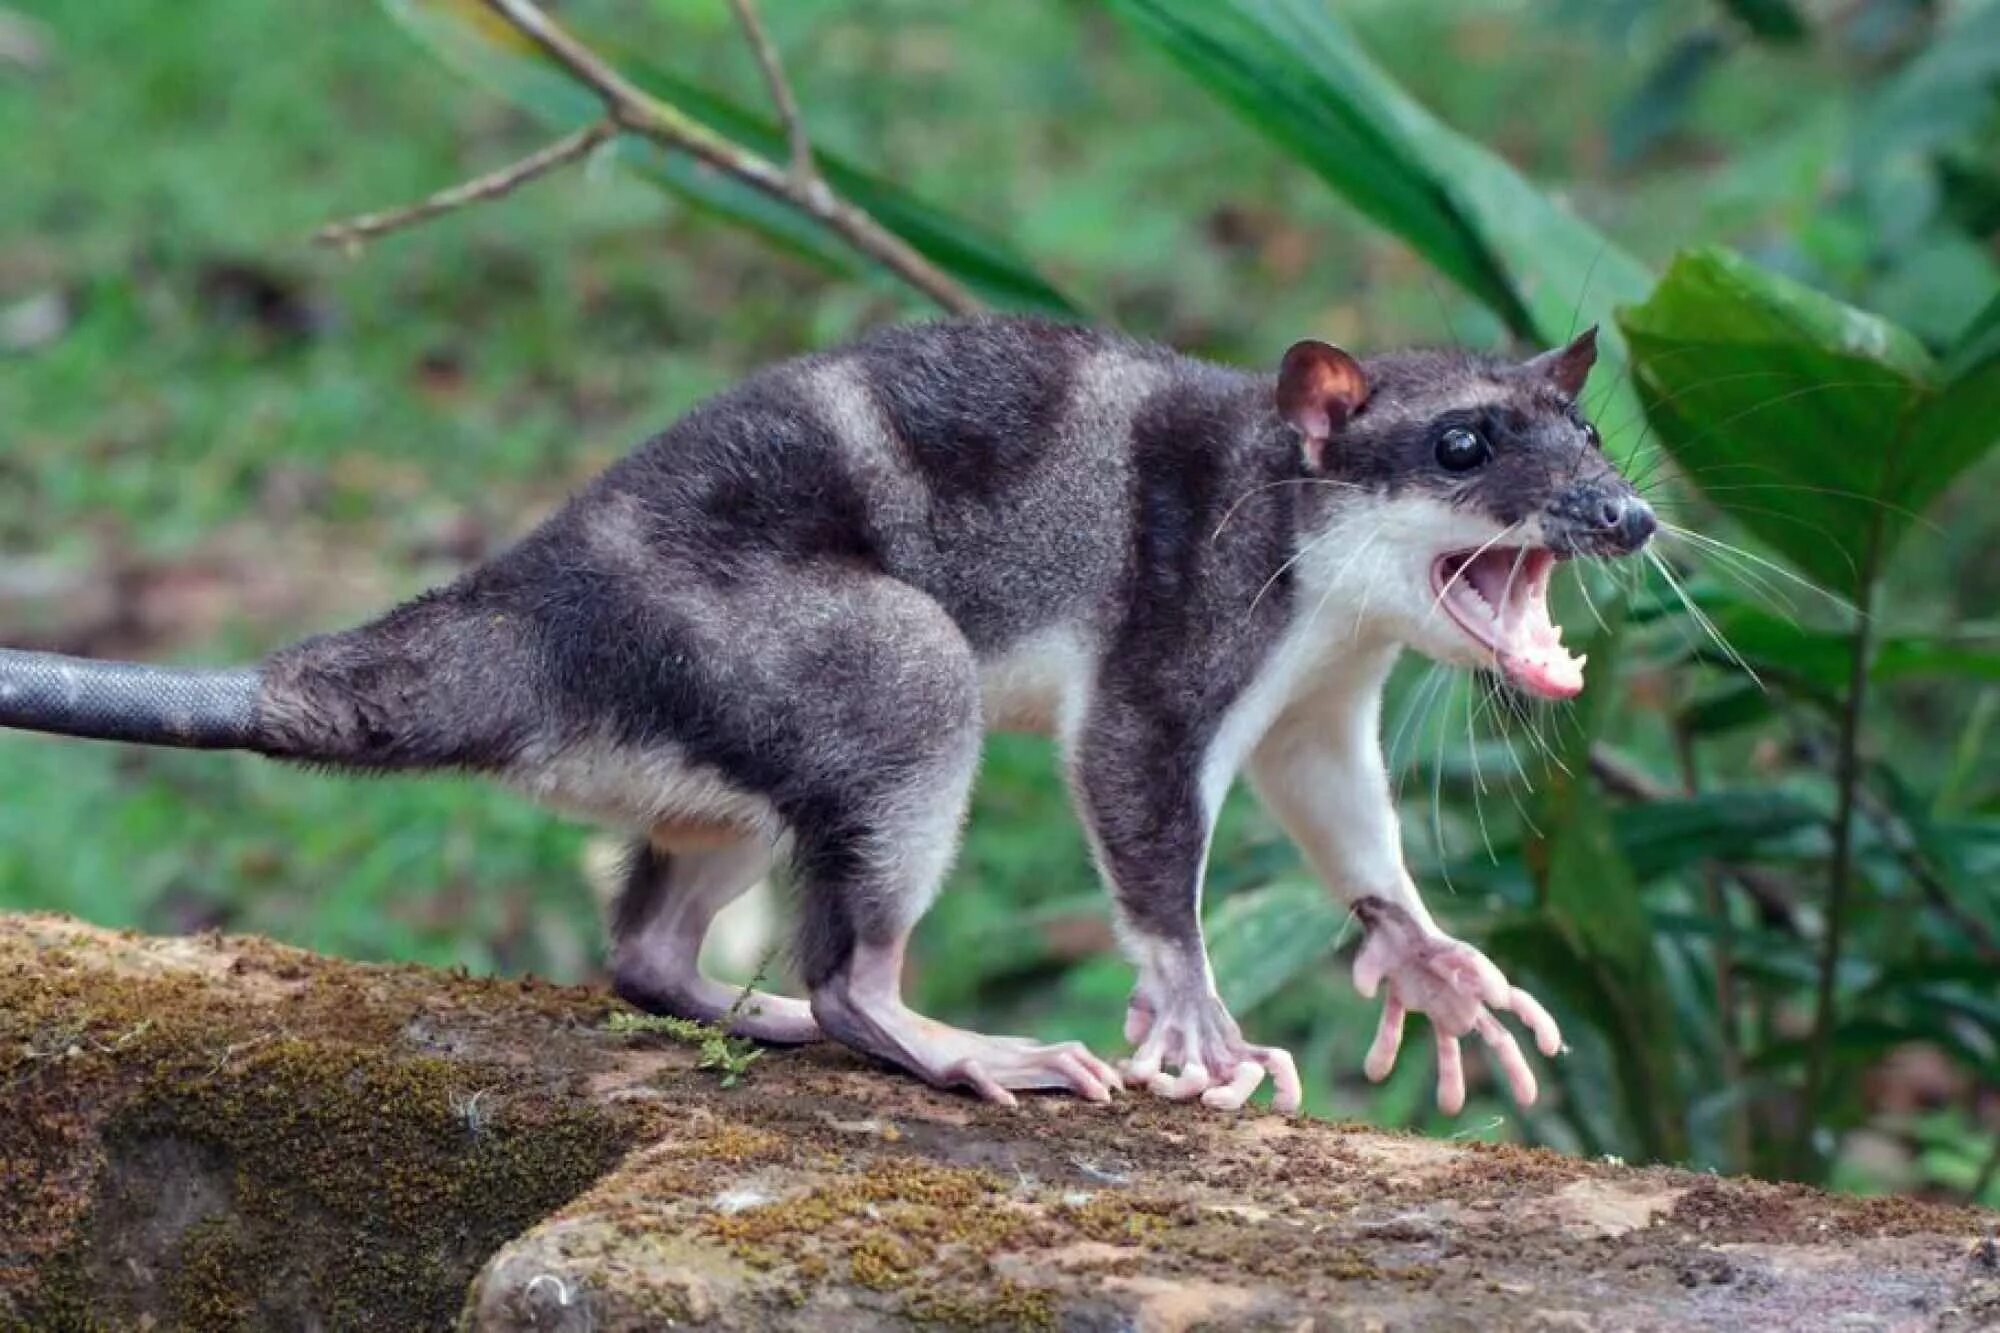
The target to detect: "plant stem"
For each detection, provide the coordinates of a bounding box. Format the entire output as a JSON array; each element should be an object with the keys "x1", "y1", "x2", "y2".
[
  {"x1": 1792, "y1": 578, "x2": 1877, "y2": 1179},
  {"x1": 1674, "y1": 721, "x2": 1751, "y2": 1172}
]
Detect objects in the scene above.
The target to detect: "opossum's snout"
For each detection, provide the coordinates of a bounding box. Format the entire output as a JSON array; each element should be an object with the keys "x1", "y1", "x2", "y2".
[{"x1": 1543, "y1": 483, "x2": 1656, "y2": 558}]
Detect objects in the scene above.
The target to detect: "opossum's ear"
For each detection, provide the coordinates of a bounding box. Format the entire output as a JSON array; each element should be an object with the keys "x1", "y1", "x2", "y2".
[
  {"x1": 1277, "y1": 340, "x2": 1368, "y2": 471},
  {"x1": 1527, "y1": 325, "x2": 1597, "y2": 399}
]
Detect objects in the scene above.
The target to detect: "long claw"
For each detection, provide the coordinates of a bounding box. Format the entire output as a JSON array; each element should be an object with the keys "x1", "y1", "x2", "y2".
[
  {"x1": 1365, "y1": 994, "x2": 1407, "y2": 1083},
  {"x1": 1255, "y1": 1045, "x2": 1303, "y2": 1114},
  {"x1": 1153, "y1": 1062, "x2": 1213, "y2": 1101},
  {"x1": 1508, "y1": 986, "x2": 1563, "y2": 1057},
  {"x1": 952, "y1": 1059, "x2": 1018, "y2": 1109},
  {"x1": 1053, "y1": 1051, "x2": 1113, "y2": 1103},
  {"x1": 1201, "y1": 1060, "x2": 1265, "y2": 1111},
  {"x1": 1474, "y1": 1010, "x2": 1537, "y2": 1107},
  {"x1": 1434, "y1": 1030, "x2": 1466, "y2": 1115}
]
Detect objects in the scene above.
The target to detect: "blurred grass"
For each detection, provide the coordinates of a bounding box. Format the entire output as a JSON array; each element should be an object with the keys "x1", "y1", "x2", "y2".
[{"x1": 1, "y1": 0, "x2": 1994, "y2": 1155}]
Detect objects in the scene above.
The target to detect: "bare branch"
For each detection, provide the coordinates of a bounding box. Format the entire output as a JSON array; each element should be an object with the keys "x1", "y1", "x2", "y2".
[
  {"x1": 481, "y1": 0, "x2": 979, "y2": 315},
  {"x1": 726, "y1": 0, "x2": 813, "y2": 184},
  {"x1": 316, "y1": 121, "x2": 616, "y2": 250}
]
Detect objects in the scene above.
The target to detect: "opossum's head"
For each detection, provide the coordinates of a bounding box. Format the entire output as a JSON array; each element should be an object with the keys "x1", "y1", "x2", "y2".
[{"x1": 1277, "y1": 327, "x2": 1653, "y2": 699}]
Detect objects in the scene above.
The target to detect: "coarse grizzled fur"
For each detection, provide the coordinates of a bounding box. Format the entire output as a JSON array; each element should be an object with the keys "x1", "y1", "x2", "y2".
[{"x1": 1, "y1": 314, "x2": 1650, "y2": 1105}]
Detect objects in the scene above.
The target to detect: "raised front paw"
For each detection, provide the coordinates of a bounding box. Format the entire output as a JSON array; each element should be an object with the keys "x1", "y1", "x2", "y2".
[
  {"x1": 1123, "y1": 979, "x2": 1301, "y2": 1114},
  {"x1": 1350, "y1": 897, "x2": 1563, "y2": 1114}
]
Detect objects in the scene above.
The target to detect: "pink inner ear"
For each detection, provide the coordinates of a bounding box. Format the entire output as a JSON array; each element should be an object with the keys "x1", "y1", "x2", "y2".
[{"x1": 1278, "y1": 341, "x2": 1368, "y2": 453}]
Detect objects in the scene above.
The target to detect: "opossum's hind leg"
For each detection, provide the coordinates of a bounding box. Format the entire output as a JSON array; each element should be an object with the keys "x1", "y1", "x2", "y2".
[
  {"x1": 610, "y1": 831, "x2": 821, "y2": 1045},
  {"x1": 785, "y1": 586, "x2": 1122, "y2": 1105},
  {"x1": 811, "y1": 931, "x2": 1123, "y2": 1107}
]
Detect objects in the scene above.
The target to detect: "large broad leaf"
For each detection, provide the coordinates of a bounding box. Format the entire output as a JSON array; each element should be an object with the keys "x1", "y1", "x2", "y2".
[
  {"x1": 377, "y1": 0, "x2": 1077, "y2": 314},
  {"x1": 1633, "y1": 582, "x2": 2000, "y2": 695},
  {"x1": 1718, "y1": 0, "x2": 1809, "y2": 43},
  {"x1": 1619, "y1": 247, "x2": 2000, "y2": 601},
  {"x1": 1207, "y1": 878, "x2": 1349, "y2": 1015},
  {"x1": 1104, "y1": 0, "x2": 1654, "y2": 397}
]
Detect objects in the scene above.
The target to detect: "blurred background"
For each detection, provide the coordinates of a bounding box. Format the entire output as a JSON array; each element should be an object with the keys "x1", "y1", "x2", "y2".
[{"x1": 1, "y1": 0, "x2": 1995, "y2": 1200}]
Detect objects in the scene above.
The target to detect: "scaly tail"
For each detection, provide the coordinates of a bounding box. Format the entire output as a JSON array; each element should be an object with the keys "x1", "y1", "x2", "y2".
[{"x1": 0, "y1": 647, "x2": 263, "y2": 751}]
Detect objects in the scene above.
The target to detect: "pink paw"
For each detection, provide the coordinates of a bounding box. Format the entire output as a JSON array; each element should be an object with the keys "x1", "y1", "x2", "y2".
[
  {"x1": 1122, "y1": 986, "x2": 1302, "y2": 1114},
  {"x1": 1351, "y1": 898, "x2": 1563, "y2": 1114}
]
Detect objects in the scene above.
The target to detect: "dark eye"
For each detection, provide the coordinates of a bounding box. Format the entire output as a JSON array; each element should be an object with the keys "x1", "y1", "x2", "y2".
[
  {"x1": 1435, "y1": 426, "x2": 1491, "y2": 472},
  {"x1": 1581, "y1": 421, "x2": 1602, "y2": 450}
]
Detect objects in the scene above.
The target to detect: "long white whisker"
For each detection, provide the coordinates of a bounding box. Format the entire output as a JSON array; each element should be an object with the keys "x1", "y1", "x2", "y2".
[
  {"x1": 1212, "y1": 476, "x2": 1364, "y2": 542},
  {"x1": 1659, "y1": 522, "x2": 1854, "y2": 615},
  {"x1": 1647, "y1": 547, "x2": 1764, "y2": 689},
  {"x1": 1465, "y1": 677, "x2": 1496, "y2": 865},
  {"x1": 1573, "y1": 559, "x2": 1613, "y2": 634},
  {"x1": 1665, "y1": 531, "x2": 1802, "y2": 623},
  {"x1": 1432, "y1": 672, "x2": 1456, "y2": 895},
  {"x1": 1391, "y1": 662, "x2": 1451, "y2": 804},
  {"x1": 1248, "y1": 524, "x2": 1339, "y2": 617}
]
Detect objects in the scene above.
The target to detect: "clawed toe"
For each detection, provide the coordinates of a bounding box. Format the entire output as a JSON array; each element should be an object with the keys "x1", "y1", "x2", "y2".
[
  {"x1": 944, "y1": 1040, "x2": 1121, "y2": 1106},
  {"x1": 1121, "y1": 1001, "x2": 1301, "y2": 1115}
]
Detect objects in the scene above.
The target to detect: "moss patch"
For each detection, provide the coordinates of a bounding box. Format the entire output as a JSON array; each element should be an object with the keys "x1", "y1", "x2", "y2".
[{"x1": 0, "y1": 917, "x2": 641, "y2": 1328}]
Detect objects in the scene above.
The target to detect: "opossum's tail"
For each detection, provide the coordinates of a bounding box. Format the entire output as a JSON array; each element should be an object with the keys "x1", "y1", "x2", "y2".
[
  {"x1": 0, "y1": 648, "x2": 263, "y2": 751},
  {"x1": 2, "y1": 589, "x2": 536, "y2": 771}
]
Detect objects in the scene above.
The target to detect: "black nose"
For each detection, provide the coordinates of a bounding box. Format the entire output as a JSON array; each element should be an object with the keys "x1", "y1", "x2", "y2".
[{"x1": 1600, "y1": 495, "x2": 1656, "y2": 552}]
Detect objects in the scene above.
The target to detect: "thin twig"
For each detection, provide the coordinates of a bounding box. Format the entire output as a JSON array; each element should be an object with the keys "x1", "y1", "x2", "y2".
[
  {"x1": 316, "y1": 120, "x2": 617, "y2": 250},
  {"x1": 726, "y1": 0, "x2": 812, "y2": 184},
  {"x1": 482, "y1": 0, "x2": 979, "y2": 314}
]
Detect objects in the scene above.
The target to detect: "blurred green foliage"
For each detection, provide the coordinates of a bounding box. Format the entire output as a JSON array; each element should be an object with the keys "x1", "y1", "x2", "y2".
[{"x1": 0, "y1": 0, "x2": 1995, "y2": 1199}]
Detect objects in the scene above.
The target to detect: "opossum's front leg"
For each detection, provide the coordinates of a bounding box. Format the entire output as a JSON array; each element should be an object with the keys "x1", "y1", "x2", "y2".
[
  {"x1": 1249, "y1": 716, "x2": 1563, "y2": 1113},
  {"x1": 1072, "y1": 715, "x2": 1302, "y2": 1114}
]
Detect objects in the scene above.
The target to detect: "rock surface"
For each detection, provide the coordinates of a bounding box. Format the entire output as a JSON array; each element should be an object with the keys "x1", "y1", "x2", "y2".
[{"x1": 2, "y1": 912, "x2": 1995, "y2": 1331}]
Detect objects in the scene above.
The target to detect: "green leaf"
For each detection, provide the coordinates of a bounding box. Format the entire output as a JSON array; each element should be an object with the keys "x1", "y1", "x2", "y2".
[
  {"x1": 1946, "y1": 290, "x2": 2000, "y2": 382},
  {"x1": 1611, "y1": 792, "x2": 1823, "y2": 881},
  {"x1": 1207, "y1": 878, "x2": 1349, "y2": 1015},
  {"x1": 1104, "y1": 0, "x2": 1655, "y2": 390},
  {"x1": 1646, "y1": 583, "x2": 2000, "y2": 691},
  {"x1": 1717, "y1": 0, "x2": 1809, "y2": 43},
  {"x1": 1681, "y1": 679, "x2": 1774, "y2": 735},
  {"x1": 1620, "y1": 247, "x2": 2000, "y2": 600},
  {"x1": 376, "y1": 0, "x2": 1076, "y2": 314}
]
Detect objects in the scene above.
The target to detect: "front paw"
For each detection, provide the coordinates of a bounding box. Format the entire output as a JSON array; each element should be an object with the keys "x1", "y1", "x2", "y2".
[
  {"x1": 1350, "y1": 897, "x2": 1563, "y2": 1114},
  {"x1": 1123, "y1": 983, "x2": 1302, "y2": 1113}
]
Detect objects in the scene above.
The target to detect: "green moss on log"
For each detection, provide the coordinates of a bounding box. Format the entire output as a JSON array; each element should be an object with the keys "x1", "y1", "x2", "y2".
[{"x1": 0, "y1": 922, "x2": 640, "y2": 1329}]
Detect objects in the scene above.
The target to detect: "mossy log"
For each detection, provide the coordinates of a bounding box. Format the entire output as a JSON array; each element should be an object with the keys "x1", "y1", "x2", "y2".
[{"x1": 2, "y1": 913, "x2": 1996, "y2": 1331}]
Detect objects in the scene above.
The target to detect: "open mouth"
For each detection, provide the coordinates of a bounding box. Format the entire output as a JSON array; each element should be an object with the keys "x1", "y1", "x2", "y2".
[{"x1": 1429, "y1": 546, "x2": 1585, "y2": 699}]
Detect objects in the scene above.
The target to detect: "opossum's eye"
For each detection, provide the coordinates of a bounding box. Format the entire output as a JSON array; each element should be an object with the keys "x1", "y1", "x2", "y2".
[
  {"x1": 1435, "y1": 426, "x2": 1491, "y2": 472},
  {"x1": 1582, "y1": 421, "x2": 1602, "y2": 450}
]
